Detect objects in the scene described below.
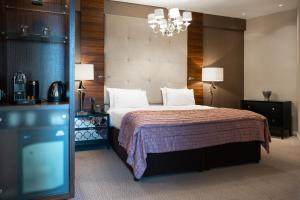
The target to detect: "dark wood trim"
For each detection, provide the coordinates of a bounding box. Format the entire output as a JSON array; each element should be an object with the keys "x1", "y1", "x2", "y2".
[
  {"x1": 0, "y1": 0, "x2": 7, "y2": 94},
  {"x1": 68, "y1": 0, "x2": 75, "y2": 198},
  {"x1": 187, "y1": 12, "x2": 203, "y2": 104}
]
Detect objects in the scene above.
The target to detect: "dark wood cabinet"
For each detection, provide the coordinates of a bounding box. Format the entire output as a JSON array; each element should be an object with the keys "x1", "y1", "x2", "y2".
[
  {"x1": 241, "y1": 100, "x2": 292, "y2": 139},
  {"x1": 0, "y1": 0, "x2": 75, "y2": 199}
]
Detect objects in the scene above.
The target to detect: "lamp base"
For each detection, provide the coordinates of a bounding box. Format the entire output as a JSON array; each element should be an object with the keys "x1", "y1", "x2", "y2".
[
  {"x1": 77, "y1": 81, "x2": 86, "y2": 116},
  {"x1": 209, "y1": 82, "x2": 217, "y2": 106}
]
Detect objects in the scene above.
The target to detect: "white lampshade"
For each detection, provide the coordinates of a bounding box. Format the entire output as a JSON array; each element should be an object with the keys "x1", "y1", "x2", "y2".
[
  {"x1": 174, "y1": 16, "x2": 183, "y2": 25},
  {"x1": 148, "y1": 13, "x2": 156, "y2": 24},
  {"x1": 160, "y1": 19, "x2": 168, "y2": 29},
  {"x1": 75, "y1": 64, "x2": 94, "y2": 81},
  {"x1": 154, "y1": 9, "x2": 164, "y2": 19},
  {"x1": 202, "y1": 67, "x2": 224, "y2": 82},
  {"x1": 169, "y1": 8, "x2": 180, "y2": 18},
  {"x1": 183, "y1": 11, "x2": 192, "y2": 21}
]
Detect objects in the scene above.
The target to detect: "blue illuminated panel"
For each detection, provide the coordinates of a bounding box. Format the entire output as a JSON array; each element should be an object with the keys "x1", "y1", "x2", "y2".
[{"x1": 0, "y1": 104, "x2": 69, "y2": 199}]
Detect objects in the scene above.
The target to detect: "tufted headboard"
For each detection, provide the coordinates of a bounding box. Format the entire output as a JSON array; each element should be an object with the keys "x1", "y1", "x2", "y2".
[{"x1": 104, "y1": 14, "x2": 187, "y2": 104}]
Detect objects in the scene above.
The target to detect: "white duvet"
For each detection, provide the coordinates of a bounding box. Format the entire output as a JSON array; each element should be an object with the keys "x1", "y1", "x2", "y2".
[{"x1": 107, "y1": 105, "x2": 212, "y2": 129}]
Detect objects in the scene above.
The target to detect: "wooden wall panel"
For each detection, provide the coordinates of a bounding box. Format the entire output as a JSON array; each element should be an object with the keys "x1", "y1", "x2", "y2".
[
  {"x1": 80, "y1": 0, "x2": 104, "y2": 109},
  {"x1": 187, "y1": 12, "x2": 203, "y2": 104}
]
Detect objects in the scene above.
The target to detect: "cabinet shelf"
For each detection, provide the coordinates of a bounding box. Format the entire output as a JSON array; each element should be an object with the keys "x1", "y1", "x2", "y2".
[
  {"x1": 1, "y1": 32, "x2": 68, "y2": 43},
  {"x1": 0, "y1": 102, "x2": 69, "y2": 110},
  {"x1": 5, "y1": 5, "x2": 68, "y2": 15}
]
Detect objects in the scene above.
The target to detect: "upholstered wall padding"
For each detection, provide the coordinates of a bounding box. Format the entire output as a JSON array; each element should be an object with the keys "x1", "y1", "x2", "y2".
[{"x1": 104, "y1": 14, "x2": 187, "y2": 104}]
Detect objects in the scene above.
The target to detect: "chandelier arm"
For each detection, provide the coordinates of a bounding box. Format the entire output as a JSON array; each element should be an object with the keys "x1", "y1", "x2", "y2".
[
  {"x1": 148, "y1": 8, "x2": 192, "y2": 36},
  {"x1": 181, "y1": 25, "x2": 188, "y2": 32}
]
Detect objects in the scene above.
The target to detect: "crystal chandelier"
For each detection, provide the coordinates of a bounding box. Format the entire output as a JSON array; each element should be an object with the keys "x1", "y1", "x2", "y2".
[{"x1": 148, "y1": 8, "x2": 192, "y2": 37}]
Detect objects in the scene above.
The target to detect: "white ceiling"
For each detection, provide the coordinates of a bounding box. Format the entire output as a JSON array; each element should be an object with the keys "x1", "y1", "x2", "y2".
[{"x1": 112, "y1": 0, "x2": 298, "y2": 19}]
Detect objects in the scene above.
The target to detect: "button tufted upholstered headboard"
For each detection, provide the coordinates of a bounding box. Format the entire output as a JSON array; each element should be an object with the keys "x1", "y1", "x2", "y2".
[{"x1": 104, "y1": 14, "x2": 187, "y2": 104}]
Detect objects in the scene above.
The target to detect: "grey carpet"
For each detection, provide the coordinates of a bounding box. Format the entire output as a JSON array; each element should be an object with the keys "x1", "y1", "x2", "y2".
[{"x1": 73, "y1": 137, "x2": 300, "y2": 200}]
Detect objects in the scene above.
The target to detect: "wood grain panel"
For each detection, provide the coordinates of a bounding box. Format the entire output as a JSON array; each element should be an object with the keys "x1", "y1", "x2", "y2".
[
  {"x1": 188, "y1": 12, "x2": 203, "y2": 104},
  {"x1": 80, "y1": 0, "x2": 104, "y2": 109}
]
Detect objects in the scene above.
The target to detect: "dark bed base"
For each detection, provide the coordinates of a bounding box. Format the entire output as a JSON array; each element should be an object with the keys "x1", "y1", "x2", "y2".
[{"x1": 109, "y1": 128, "x2": 261, "y2": 180}]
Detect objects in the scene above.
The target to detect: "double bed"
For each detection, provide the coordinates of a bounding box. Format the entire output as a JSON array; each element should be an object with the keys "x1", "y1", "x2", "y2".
[{"x1": 108, "y1": 105, "x2": 271, "y2": 180}]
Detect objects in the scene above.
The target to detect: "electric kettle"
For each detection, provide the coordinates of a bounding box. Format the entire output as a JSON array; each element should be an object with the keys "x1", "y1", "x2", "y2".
[{"x1": 47, "y1": 81, "x2": 66, "y2": 102}]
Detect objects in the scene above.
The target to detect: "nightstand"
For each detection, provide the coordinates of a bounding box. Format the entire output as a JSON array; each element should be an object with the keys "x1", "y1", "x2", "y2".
[
  {"x1": 241, "y1": 100, "x2": 292, "y2": 139},
  {"x1": 75, "y1": 112, "x2": 110, "y2": 151}
]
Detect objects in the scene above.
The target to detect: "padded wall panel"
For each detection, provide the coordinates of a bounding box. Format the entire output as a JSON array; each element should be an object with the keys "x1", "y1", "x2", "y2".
[{"x1": 104, "y1": 14, "x2": 187, "y2": 104}]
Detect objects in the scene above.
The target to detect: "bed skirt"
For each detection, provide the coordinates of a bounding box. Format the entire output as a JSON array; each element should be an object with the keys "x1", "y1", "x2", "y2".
[{"x1": 109, "y1": 127, "x2": 261, "y2": 180}]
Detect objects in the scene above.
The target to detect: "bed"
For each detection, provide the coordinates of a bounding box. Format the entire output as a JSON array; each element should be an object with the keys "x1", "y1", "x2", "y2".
[{"x1": 108, "y1": 105, "x2": 271, "y2": 180}]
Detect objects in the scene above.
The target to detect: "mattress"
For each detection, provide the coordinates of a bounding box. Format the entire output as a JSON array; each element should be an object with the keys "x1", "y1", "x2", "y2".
[{"x1": 107, "y1": 105, "x2": 212, "y2": 129}]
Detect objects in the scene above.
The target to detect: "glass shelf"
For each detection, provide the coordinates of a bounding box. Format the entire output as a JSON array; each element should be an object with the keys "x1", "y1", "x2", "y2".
[
  {"x1": 5, "y1": 5, "x2": 68, "y2": 15},
  {"x1": 2, "y1": 32, "x2": 68, "y2": 44},
  {"x1": 0, "y1": 101, "x2": 69, "y2": 108}
]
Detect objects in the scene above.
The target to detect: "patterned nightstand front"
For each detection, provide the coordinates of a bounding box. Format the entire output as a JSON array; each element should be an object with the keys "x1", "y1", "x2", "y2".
[{"x1": 75, "y1": 113, "x2": 110, "y2": 151}]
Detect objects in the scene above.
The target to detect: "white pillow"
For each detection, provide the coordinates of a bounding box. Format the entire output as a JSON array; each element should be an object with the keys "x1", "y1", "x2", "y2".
[
  {"x1": 107, "y1": 88, "x2": 149, "y2": 109},
  {"x1": 165, "y1": 88, "x2": 195, "y2": 106},
  {"x1": 160, "y1": 87, "x2": 167, "y2": 105},
  {"x1": 107, "y1": 88, "x2": 140, "y2": 108}
]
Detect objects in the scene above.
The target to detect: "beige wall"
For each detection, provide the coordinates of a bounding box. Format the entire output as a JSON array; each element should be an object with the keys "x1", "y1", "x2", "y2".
[{"x1": 245, "y1": 9, "x2": 298, "y2": 132}]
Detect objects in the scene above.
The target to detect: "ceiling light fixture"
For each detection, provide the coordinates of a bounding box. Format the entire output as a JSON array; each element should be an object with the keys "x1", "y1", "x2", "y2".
[
  {"x1": 148, "y1": 8, "x2": 192, "y2": 37},
  {"x1": 278, "y1": 4, "x2": 283, "y2": 7}
]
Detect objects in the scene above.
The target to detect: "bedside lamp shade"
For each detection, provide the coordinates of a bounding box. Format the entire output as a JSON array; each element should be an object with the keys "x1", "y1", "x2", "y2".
[
  {"x1": 75, "y1": 64, "x2": 94, "y2": 81},
  {"x1": 202, "y1": 67, "x2": 224, "y2": 106},
  {"x1": 202, "y1": 67, "x2": 224, "y2": 82}
]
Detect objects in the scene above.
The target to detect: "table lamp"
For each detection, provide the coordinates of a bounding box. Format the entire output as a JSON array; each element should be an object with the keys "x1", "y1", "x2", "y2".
[
  {"x1": 202, "y1": 67, "x2": 224, "y2": 106},
  {"x1": 75, "y1": 64, "x2": 94, "y2": 115}
]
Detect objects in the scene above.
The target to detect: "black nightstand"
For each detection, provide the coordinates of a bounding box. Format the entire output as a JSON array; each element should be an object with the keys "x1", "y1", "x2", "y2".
[
  {"x1": 241, "y1": 100, "x2": 292, "y2": 139},
  {"x1": 75, "y1": 112, "x2": 110, "y2": 151}
]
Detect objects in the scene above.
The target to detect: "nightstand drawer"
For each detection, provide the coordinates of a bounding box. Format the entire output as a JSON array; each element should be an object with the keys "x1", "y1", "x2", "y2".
[
  {"x1": 241, "y1": 101, "x2": 282, "y2": 117},
  {"x1": 241, "y1": 101, "x2": 257, "y2": 112},
  {"x1": 268, "y1": 117, "x2": 283, "y2": 127},
  {"x1": 264, "y1": 104, "x2": 282, "y2": 116}
]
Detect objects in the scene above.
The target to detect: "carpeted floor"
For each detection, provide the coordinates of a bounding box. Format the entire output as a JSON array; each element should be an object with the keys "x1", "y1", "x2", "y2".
[{"x1": 74, "y1": 137, "x2": 300, "y2": 200}]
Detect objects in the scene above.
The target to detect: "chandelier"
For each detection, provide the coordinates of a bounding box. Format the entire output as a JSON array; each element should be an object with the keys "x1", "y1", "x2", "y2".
[{"x1": 148, "y1": 8, "x2": 192, "y2": 37}]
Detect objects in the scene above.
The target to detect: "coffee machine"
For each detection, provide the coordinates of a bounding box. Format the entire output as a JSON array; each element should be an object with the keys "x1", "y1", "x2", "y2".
[
  {"x1": 0, "y1": 89, "x2": 5, "y2": 103},
  {"x1": 13, "y1": 72, "x2": 27, "y2": 103}
]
